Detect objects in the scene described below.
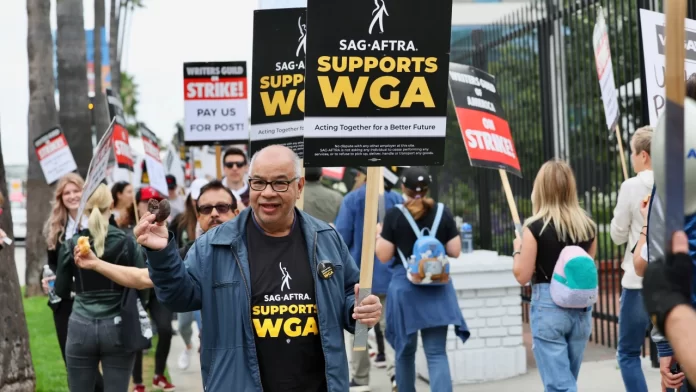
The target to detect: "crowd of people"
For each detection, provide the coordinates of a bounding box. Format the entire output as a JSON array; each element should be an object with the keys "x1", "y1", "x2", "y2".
[
  {"x1": 36, "y1": 144, "x2": 468, "y2": 392},
  {"x1": 28, "y1": 101, "x2": 696, "y2": 392}
]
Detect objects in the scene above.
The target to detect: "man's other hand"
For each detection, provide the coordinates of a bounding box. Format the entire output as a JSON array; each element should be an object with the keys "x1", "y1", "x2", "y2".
[
  {"x1": 643, "y1": 231, "x2": 693, "y2": 335},
  {"x1": 353, "y1": 284, "x2": 382, "y2": 328},
  {"x1": 134, "y1": 212, "x2": 169, "y2": 251}
]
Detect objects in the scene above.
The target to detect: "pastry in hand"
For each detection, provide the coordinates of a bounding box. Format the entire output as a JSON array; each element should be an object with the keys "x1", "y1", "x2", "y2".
[
  {"x1": 147, "y1": 199, "x2": 171, "y2": 223},
  {"x1": 77, "y1": 236, "x2": 90, "y2": 256}
]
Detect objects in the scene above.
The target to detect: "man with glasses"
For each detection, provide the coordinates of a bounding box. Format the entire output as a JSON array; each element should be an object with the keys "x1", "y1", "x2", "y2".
[
  {"x1": 135, "y1": 144, "x2": 382, "y2": 392},
  {"x1": 221, "y1": 147, "x2": 250, "y2": 207},
  {"x1": 71, "y1": 180, "x2": 238, "y2": 291}
]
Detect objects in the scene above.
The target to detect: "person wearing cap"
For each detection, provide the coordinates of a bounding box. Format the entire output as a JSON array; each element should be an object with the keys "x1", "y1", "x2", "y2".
[
  {"x1": 302, "y1": 167, "x2": 343, "y2": 225},
  {"x1": 375, "y1": 167, "x2": 469, "y2": 392},
  {"x1": 166, "y1": 175, "x2": 185, "y2": 221},
  {"x1": 335, "y1": 168, "x2": 403, "y2": 391},
  {"x1": 135, "y1": 144, "x2": 382, "y2": 392},
  {"x1": 130, "y1": 186, "x2": 176, "y2": 392},
  {"x1": 221, "y1": 147, "x2": 250, "y2": 207},
  {"x1": 135, "y1": 187, "x2": 165, "y2": 223}
]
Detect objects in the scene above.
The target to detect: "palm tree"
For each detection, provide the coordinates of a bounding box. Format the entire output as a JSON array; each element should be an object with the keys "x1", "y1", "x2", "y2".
[
  {"x1": 25, "y1": 0, "x2": 62, "y2": 298},
  {"x1": 121, "y1": 71, "x2": 140, "y2": 135},
  {"x1": 109, "y1": 0, "x2": 120, "y2": 93},
  {"x1": 57, "y1": 0, "x2": 92, "y2": 177},
  {"x1": 0, "y1": 119, "x2": 36, "y2": 389},
  {"x1": 93, "y1": 0, "x2": 110, "y2": 140},
  {"x1": 110, "y1": 0, "x2": 144, "y2": 107}
]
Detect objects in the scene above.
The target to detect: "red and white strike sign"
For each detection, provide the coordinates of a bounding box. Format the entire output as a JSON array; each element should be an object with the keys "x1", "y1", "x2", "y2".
[{"x1": 33, "y1": 127, "x2": 78, "y2": 185}]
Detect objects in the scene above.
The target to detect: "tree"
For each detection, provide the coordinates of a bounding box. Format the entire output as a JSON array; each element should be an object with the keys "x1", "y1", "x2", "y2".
[
  {"x1": 24, "y1": 0, "x2": 62, "y2": 298},
  {"x1": 110, "y1": 0, "x2": 144, "y2": 95},
  {"x1": 57, "y1": 0, "x2": 92, "y2": 177},
  {"x1": 0, "y1": 121, "x2": 35, "y2": 390},
  {"x1": 109, "y1": 0, "x2": 121, "y2": 93},
  {"x1": 120, "y1": 71, "x2": 140, "y2": 135},
  {"x1": 93, "y1": 0, "x2": 111, "y2": 140}
]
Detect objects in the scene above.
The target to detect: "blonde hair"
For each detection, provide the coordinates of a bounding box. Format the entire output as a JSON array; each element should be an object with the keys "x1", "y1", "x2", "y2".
[
  {"x1": 631, "y1": 126, "x2": 653, "y2": 155},
  {"x1": 524, "y1": 160, "x2": 596, "y2": 243},
  {"x1": 44, "y1": 173, "x2": 85, "y2": 249},
  {"x1": 85, "y1": 184, "x2": 113, "y2": 257}
]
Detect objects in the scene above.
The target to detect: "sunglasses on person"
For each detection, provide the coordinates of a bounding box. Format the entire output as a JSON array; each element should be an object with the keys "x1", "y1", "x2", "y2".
[
  {"x1": 248, "y1": 177, "x2": 299, "y2": 193},
  {"x1": 197, "y1": 203, "x2": 236, "y2": 215},
  {"x1": 224, "y1": 161, "x2": 246, "y2": 169}
]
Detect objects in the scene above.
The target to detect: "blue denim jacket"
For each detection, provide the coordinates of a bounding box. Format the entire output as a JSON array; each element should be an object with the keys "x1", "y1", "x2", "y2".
[
  {"x1": 646, "y1": 185, "x2": 696, "y2": 358},
  {"x1": 146, "y1": 208, "x2": 360, "y2": 391},
  {"x1": 335, "y1": 185, "x2": 403, "y2": 295}
]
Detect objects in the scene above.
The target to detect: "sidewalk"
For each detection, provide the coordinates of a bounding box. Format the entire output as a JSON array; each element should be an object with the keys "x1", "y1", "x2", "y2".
[{"x1": 166, "y1": 322, "x2": 663, "y2": 391}]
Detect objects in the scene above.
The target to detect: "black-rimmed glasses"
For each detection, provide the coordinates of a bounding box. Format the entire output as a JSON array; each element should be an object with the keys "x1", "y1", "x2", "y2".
[{"x1": 248, "y1": 177, "x2": 299, "y2": 192}]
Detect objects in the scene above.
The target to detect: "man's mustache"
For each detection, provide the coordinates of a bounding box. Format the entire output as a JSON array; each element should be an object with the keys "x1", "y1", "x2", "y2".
[{"x1": 209, "y1": 218, "x2": 224, "y2": 226}]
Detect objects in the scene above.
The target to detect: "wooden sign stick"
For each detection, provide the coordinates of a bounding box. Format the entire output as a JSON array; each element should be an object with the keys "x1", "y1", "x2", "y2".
[
  {"x1": 129, "y1": 170, "x2": 139, "y2": 222},
  {"x1": 661, "y1": 0, "x2": 687, "y2": 255},
  {"x1": 353, "y1": 166, "x2": 380, "y2": 351},
  {"x1": 614, "y1": 124, "x2": 629, "y2": 181},
  {"x1": 215, "y1": 145, "x2": 223, "y2": 180},
  {"x1": 499, "y1": 169, "x2": 521, "y2": 235}
]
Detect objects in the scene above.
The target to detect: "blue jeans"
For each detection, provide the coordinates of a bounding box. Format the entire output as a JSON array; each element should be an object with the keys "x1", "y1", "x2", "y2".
[
  {"x1": 396, "y1": 326, "x2": 451, "y2": 392},
  {"x1": 618, "y1": 288, "x2": 650, "y2": 392},
  {"x1": 531, "y1": 284, "x2": 592, "y2": 392},
  {"x1": 66, "y1": 313, "x2": 136, "y2": 392},
  {"x1": 178, "y1": 311, "x2": 202, "y2": 346}
]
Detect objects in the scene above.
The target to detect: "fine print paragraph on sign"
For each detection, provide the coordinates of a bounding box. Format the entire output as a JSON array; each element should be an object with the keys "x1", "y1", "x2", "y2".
[{"x1": 313, "y1": 143, "x2": 435, "y2": 158}]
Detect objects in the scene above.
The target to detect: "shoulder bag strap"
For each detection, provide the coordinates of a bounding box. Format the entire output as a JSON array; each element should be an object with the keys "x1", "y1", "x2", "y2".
[
  {"x1": 394, "y1": 204, "x2": 422, "y2": 271},
  {"x1": 394, "y1": 204, "x2": 422, "y2": 238},
  {"x1": 430, "y1": 203, "x2": 445, "y2": 235}
]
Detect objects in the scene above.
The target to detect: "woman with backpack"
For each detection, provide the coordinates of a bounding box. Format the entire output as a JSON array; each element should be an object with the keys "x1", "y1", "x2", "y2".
[
  {"x1": 512, "y1": 159, "x2": 597, "y2": 391},
  {"x1": 375, "y1": 167, "x2": 469, "y2": 392},
  {"x1": 54, "y1": 184, "x2": 148, "y2": 392}
]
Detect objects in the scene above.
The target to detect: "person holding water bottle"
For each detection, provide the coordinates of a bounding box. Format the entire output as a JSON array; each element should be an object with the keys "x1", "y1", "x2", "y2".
[{"x1": 460, "y1": 222, "x2": 473, "y2": 254}]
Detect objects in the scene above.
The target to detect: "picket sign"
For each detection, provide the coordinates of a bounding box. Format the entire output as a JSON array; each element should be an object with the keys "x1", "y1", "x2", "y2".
[
  {"x1": 74, "y1": 118, "x2": 116, "y2": 233},
  {"x1": 592, "y1": 6, "x2": 627, "y2": 181},
  {"x1": 449, "y1": 63, "x2": 524, "y2": 238}
]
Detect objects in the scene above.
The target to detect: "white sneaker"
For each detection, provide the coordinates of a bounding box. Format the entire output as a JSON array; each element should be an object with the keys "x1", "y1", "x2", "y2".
[{"x1": 177, "y1": 348, "x2": 191, "y2": 370}]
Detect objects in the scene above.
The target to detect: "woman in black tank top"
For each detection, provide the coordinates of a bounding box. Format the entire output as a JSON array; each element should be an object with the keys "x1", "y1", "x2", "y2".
[{"x1": 511, "y1": 160, "x2": 597, "y2": 392}]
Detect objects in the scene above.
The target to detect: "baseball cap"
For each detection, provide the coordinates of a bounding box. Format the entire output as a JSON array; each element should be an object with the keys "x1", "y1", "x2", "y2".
[
  {"x1": 400, "y1": 167, "x2": 432, "y2": 193},
  {"x1": 187, "y1": 178, "x2": 209, "y2": 201},
  {"x1": 166, "y1": 175, "x2": 177, "y2": 190},
  {"x1": 136, "y1": 187, "x2": 164, "y2": 203}
]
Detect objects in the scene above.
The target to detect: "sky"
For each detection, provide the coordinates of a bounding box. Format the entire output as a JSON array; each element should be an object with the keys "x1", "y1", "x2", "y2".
[{"x1": 0, "y1": 0, "x2": 261, "y2": 165}]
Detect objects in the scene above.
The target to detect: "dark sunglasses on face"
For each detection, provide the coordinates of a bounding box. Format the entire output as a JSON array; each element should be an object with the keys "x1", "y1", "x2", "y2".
[
  {"x1": 249, "y1": 177, "x2": 298, "y2": 192},
  {"x1": 224, "y1": 161, "x2": 246, "y2": 169},
  {"x1": 197, "y1": 203, "x2": 235, "y2": 215}
]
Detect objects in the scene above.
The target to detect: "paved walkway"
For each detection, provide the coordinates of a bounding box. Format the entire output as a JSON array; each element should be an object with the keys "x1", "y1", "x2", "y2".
[{"x1": 165, "y1": 322, "x2": 664, "y2": 391}]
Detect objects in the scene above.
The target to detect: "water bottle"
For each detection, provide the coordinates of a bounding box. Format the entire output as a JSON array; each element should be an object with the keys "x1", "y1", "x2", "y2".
[
  {"x1": 461, "y1": 223, "x2": 473, "y2": 254},
  {"x1": 42, "y1": 265, "x2": 61, "y2": 304},
  {"x1": 137, "y1": 299, "x2": 153, "y2": 339}
]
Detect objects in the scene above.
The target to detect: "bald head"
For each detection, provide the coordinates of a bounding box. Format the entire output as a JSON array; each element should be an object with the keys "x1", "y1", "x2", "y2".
[
  {"x1": 248, "y1": 145, "x2": 305, "y2": 235},
  {"x1": 249, "y1": 145, "x2": 302, "y2": 178}
]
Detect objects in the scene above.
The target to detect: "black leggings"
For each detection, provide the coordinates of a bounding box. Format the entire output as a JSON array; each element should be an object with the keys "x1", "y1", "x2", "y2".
[
  {"x1": 132, "y1": 293, "x2": 173, "y2": 383},
  {"x1": 374, "y1": 319, "x2": 385, "y2": 355},
  {"x1": 51, "y1": 299, "x2": 104, "y2": 391}
]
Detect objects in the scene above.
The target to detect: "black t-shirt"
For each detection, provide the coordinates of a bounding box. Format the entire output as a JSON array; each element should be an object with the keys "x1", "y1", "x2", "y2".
[
  {"x1": 247, "y1": 215, "x2": 327, "y2": 392},
  {"x1": 381, "y1": 203, "x2": 459, "y2": 266},
  {"x1": 528, "y1": 219, "x2": 595, "y2": 284}
]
